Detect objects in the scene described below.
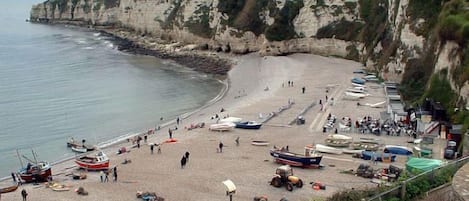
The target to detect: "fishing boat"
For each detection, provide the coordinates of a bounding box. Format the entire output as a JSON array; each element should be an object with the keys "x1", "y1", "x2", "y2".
[
  {"x1": 0, "y1": 184, "x2": 18, "y2": 194},
  {"x1": 235, "y1": 121, "x2": 262, "y2": 129},
  {"x1": 342, "y1": 149, "x2": 365, "y2": 154},
  {"x1": 269, "y1": 146, "x2": 322, "y2": 168},
  {"x1": 16, "y1": 149, "x2": 52, "y2": 183},
  {"x1": 359, "y1": 137, "x2": 380, "y2": 144},
  {"x1": 344, "y1": 91, "x2": 369, "y2": 98},
  {"x1": 18, "y1": 161, "x2": 52, "y2": 183},
  {"x1": 209, "y1": 122, "x2": 236, "y2": 131},
  {"x1": 351, "y1": 77, "x2": 366, "y2": 85},
  {"x1": 75, "y1": 151, "x2": 109, "y2": 171},
  {"x1": 315, "y1": 144, "x2": 343, "y2": 154},
  {"x1": 352, "y1": 142, "x2": 380, "y2": 151},
  {"x1": 346, "y1": 88, "x2": 367, "y2": 94},
  {"x1": 70, "y1": 145, "x2": 96, "y2": 153},
  {"x1": 384, "y1": 145, "x2": 413, "y2": 155},
  {"x1": 66, "y1": 137, "x2": 81, "y2": 147},
  {"x1": 325, "y1": 134, "x2": 352, "y2": 147},
  {"x1": 251, "y1": 140, "x2": 270, "y2": 146}
]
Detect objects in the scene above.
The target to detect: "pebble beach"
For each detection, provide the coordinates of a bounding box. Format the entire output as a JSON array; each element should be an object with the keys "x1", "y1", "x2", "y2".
[{"x1": 0, "y1": 53, "x2": 447, "y2": 201}]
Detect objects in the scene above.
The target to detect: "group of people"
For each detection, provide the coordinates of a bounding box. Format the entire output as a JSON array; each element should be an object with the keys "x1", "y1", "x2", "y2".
[{"x1": 99, "y1": 166, "x2": 118, "y2": 183}]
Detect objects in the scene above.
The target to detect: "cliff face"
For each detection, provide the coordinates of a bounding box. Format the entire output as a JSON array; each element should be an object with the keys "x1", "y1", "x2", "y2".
[{"x1": 30, "y1": 0, "x2": 469, "y2": 108}]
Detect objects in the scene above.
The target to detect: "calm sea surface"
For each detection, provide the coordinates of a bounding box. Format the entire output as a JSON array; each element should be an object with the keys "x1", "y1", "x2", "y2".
[{"x1": 0, "y1": 2, "x2": 223, "y2": 177}]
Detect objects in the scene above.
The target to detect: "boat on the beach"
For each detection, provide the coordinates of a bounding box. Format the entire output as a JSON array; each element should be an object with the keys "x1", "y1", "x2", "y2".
[
  {"x1": 351, "y1": 82, "x2": 366, "y2": 88},
  {"x1": 359, "y1": 137, "x2": 380, "y2": 144},
  {"x1": 352, "y1": 142, "x2": 380, "y2": 151},
  {"x1": 71, "y1": 145, "x2": 96, "y2": 153},
  {"x1": 269, "y1": 146, "x2": 322, "y2": 168},
  {"x1": 209, "y1": 122, "x2": 236, "y2": 131},
  {"x1": 75, "y1": 151, "x2": 109, "y2": 170},
  {"x1": 251, "y1": 140, "x2": 270, "y2": 146},
  {"x1": 342, "y1": 149, "x2": 365, "y2": 154},
  {"x1": 218, "y1": 117, "x2": 243, "y2": 123},
  {"x1": 18, "y1": 161, "x2": 52, "y2": 183},
  {"x1": 0, "y1": 184, "x2": 18, "y2": 194},
  {"x1": 325, "y1": 134, "x2": 352, "y2": 147},
  {"x1": 315, "y1": 144, "x2": 343, "y2": 154},
  {"x1": 346, "y1": 88, "x2": 367, "y2": 94},
  {"x1": 235, "y1": 121, "x2": 262, "y2": 129},
  {"x1": 384, "y1": 145, "x2": 413, "y2": 155},
  {"x1": 345, "y1": 91, "x2": 369, "y2": 98},
  {"x1": 351, "y1": 77, "x2": 366, "y2": 85}
]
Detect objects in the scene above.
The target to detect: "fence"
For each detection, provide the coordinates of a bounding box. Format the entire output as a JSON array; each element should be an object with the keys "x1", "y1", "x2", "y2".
[{"x1": 367, "y1": 156, "x2": 469, "y2": 201}]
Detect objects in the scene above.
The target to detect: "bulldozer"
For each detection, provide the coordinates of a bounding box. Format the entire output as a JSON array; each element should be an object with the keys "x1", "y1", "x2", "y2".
[{"x1": 270, "y1": 165, "x2": 303, "y2": 191}]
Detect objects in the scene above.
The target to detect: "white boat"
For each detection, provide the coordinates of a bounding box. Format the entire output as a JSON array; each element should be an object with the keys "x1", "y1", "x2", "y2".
[
  {"x1": 342, "y1": 149, "x2": 365, "y2": 154},
  {"x1": 344, "y1": 92, "x2": 369, "y2": 98},
  {"x1": 328, "y1": 134, "x2": 352, "y2": 140},
  {"x1": 251, "y1": 140, "x2": 270, "y2": 146},
  {"x1": 354, "y1": 86, "x2": 366, "y2": 91},
  {"x1": 315, "y1": 144, "x2": 343, "y2": 154},
  {"x1": 71, "y1": 145, "x2": 96, "y2": 153},
  {"x1": 346, "y1": 88, "x2": 367, "y2": 93},
  {"x1": 218, "y1": 117, "x2": 243, "y2": 123},
  {"x1": 359, "y1": 137, "x2": 380, "y2": 144},
  {"x1": 364, "y1": 101, "x2": 386, "y2": 108},
  {"x1": 209, "y1": 122, "x2": 236, "y2": 131},
  {"x1": 351, "y1": 83, "x2": 366, "y2": 88}
]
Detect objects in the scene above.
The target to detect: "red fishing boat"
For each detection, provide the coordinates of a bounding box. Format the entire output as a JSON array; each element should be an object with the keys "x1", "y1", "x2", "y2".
[
  {"x1": 18, "y1": 161, "x2": 52, "y2": 183},
  {"x1": 75, "y1": 151, "x2": 109, "y2": 170},
  {"x1": 16, "y1": 150, "x2": 52, "y2": 183}
]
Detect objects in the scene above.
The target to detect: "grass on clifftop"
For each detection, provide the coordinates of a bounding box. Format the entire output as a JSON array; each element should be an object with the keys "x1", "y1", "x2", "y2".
[{"x1": 264, "y1": 0, "x2": 304, "y2": 41}]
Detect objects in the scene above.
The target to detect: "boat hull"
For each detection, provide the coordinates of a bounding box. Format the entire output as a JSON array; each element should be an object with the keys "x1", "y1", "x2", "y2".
[
  {"x1": 0, "y1": 184, "x2": 18, "y2": 194},
  {"x1": 75, "y1": 160, "x2": 109, "y2": 171},
  {"x1": 235, "y1": 122, "x2": 262, "y2": 129},
  {"x1": 315, "y1": 144, "x2": 343, "y2": 154},
  {"x1": 251, "y1": 141, "x2": 269, "y2": 146},
  {"x1": 270, "y1": 150, "x2": 322, "y2": 168},
  {"x1": 19, "y1": 168, "x2": 52, "y2": 183}
]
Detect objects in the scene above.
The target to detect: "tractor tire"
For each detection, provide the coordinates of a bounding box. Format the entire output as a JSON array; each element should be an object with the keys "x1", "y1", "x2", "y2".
[
  {"x1": 286, "y1": 182, "x2": 293, "y2": 191},
  {"x1": 271, "y1": 177, "x2": 281, "y2": 187},
  {"x1": 296, "y1": 179, "x2": 303, "y2": 188}
]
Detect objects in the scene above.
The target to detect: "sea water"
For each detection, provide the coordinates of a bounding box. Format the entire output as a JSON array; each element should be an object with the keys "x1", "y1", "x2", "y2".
[{"x1": 0, "y1": 1, "x2": 224, "y2": 177}]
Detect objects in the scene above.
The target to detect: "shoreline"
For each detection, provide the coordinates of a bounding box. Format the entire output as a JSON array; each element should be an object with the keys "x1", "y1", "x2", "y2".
[{"x1": 0, "y1": 23, "x2": 234, "y2": 180}]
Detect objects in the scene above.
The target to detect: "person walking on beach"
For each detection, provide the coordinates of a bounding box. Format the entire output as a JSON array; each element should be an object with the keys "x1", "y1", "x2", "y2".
[
  {"x1": 219, "y1": 141, "x2": 224, "y2": 153},
  {"x1": 185, "y1": 151, "x2": 190, "y2": 162},
  {"x1": 176, "y1": 117, "x2": 180, "y2": 125},
  {"x1": 113, "y1": 166, "x2": 117, "y2": 182},
  {"x1": 180, "y1": 155, "x2": 187, "y2": 169},
  {"x1": 302, "y1": 86, "x2": 305, "y2": 94},
  {"x1": 157, "y1": 144, "x2": 162, "y2": 154},
  {"x1": 21, "y1": 189, "x2": 28, "y2": 201},
  {"x1": 150, "y1": 144, "x2": 154, "y2": 154},
  {"x1": 104, "y1": 171, "x2": 109, "y2": 182},
  {"x1": 168, "y1": 128, "x2": 173, "y2": 139},
  {"x1": 11, "y1": 172, "x2": 16, "y2": 183},
  {"x1": 100, "y1": 170, "x2": 104, "y2": 183}
]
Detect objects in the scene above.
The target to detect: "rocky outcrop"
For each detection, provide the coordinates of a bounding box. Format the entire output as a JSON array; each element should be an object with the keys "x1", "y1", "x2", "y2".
[{"x1": 30, "y1": 0, "x2": 468, "y2": 106}]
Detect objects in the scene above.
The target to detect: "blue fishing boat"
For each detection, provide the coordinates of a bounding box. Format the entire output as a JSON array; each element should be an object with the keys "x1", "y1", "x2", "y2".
[
  {"x1": 235, "y1": 121, "x2": 262, "y2": 129},
  {"x1": 384, "y1": 145, "x2": 413, "y2": 155},
  {"x1": 351, "y1": 77, "x2": 366, "y2": 85},
  {"x1": 270, "y1": 146, "x2": 322, "y2": 168}
]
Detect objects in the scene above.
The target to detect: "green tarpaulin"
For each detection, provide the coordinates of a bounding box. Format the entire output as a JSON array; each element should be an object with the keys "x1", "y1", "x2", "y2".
[{"x1": 406, "y1": 157, "x2": 443, "y2": 172}]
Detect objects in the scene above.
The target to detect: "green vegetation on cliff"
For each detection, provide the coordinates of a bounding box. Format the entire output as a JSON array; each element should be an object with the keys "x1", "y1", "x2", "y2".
[
  {"x1": 217, "y1": 0, "x2": 271, "y2": 36},
  {"x1": 437, "y1": 0, "x2": 469, "y2": 87},
  {"x1": 264, "y1": 0, "x2": 304, "y2": 41},
  {"x1": 185, "y1": 5, "x2": 213, "y2": 38}
]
